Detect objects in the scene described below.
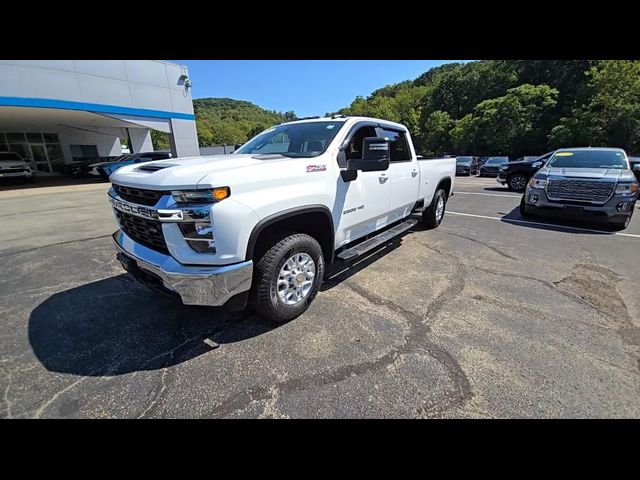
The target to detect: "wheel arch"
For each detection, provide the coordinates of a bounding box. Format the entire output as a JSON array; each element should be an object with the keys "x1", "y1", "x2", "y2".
[
  {"x1": 436, "y1": 176, "x2": 453, "y2": 198},
  {"x1": 245, "y1": 205, "x2": 335, "y2": 264}
]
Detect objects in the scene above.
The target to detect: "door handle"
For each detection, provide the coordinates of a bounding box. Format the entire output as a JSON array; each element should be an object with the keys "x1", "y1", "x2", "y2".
[
  {"x1": 379, "y1": 173, "x2": 389, "y2": 183},
  {"x1": 411, "y1": 169, "x2": 418, "y2": 177}
]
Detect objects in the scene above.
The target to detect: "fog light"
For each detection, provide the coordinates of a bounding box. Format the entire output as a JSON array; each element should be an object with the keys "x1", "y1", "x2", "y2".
[
  {"x1": 616, "y1": 202, "x2": 630, "y2": 212},
  {"x1": 529, "y1": 194, "x2": 539, "y2": 204},
  {"x1": 179, "y1": 222, "x2": 215, "y2": 253}
]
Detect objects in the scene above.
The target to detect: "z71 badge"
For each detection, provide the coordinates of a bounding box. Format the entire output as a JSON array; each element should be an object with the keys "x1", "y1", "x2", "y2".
[{"x1": 306, "y1": 165, "x2": 327, "y2": 172}]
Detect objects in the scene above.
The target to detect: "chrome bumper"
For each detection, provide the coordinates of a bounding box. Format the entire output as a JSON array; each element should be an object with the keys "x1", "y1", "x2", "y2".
[{"x1": 112, "y1": 230, "x2": 253, "y2": 306}]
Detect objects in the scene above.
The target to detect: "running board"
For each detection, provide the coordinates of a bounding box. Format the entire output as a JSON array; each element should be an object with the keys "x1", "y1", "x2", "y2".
[{"x1": 337, "y1": 219, "x2": 417, "y2": 261}]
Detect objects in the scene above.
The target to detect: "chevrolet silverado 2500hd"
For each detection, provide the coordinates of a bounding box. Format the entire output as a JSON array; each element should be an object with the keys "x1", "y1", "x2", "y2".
[{"x1": 108, "y1": 116, "x2": 456, "y2": 322}]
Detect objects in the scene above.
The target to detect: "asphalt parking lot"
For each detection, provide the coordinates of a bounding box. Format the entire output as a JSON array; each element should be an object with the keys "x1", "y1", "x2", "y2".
[{"x1": 1, "y1": 176, "x2": 639, "y2": 418}]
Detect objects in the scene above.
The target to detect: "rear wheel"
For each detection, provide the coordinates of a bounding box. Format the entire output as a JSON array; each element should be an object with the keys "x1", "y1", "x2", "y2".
[
  {"x1": 423, "y1": 188, "x2": 447, "y2": 229},
  {"x1": 507, "y1": 173, "x2": 528, "y2": 192},
  {"x1": 249, "y1": 233, "x2": 324, "y2": 323}
]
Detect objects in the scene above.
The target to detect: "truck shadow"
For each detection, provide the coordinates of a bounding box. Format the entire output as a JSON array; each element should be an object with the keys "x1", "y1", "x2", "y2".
[
  {"x1": 28, "y1": 274, "x2": 276, "y2": 377},
  {"x1": 500, "y1": 206, "x2": 619, "y2": 235},
  {"x1": 321, "y1": 214, "x2": 421, "y2": 291},
  {"x1": 29, "y1": 217, "x2": 423, "y2": 377}
]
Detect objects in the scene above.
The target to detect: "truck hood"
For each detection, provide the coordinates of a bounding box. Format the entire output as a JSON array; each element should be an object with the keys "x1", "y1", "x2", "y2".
[
  {"x1": 109, "y1": 154, "x2": 309, "y2": 189},
  {"x1": 542, "y1": 167, "x2": 635, "y2": 182}
]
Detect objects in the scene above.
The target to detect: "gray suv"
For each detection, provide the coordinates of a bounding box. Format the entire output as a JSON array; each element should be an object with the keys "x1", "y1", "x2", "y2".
[{"x1": 520, "y1": 147, "x2": 638, "y2": 230}]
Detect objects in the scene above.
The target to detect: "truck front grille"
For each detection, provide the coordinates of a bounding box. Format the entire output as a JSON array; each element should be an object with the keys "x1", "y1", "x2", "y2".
[
  {"x1": 546, "y1": 179, "x2": 615, "y2": 203},
  {"x1": 115, "y1": 210, "x2": 169, "y2": 254},
  {"x1": 112, "y1": 184, "x2": 169, "y2": 206}
]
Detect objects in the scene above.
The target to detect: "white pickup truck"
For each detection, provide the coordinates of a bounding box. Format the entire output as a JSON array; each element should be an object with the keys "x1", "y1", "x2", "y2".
[{"x1": 108, "y1": 116, "x2": 456, "y2": 322}]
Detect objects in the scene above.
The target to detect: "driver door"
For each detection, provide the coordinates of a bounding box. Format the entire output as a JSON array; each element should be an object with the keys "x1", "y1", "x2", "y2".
[{"x1": 334, "y1": 125, "x2": 391, "y2": 248}]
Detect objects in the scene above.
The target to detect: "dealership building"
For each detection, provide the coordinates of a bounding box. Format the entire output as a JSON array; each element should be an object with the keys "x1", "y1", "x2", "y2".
[{"x1": 0, "y1": 60, "x2": 199, "y2": 174}]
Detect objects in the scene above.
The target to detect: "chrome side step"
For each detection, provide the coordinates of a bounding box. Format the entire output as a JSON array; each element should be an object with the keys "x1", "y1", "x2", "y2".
[{"x1": 336, "y1": 219, "x2": 418, "y2": 261}]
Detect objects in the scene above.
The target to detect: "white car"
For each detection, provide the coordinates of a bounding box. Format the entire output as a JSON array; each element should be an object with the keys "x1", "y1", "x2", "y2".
[
  {"x1": 108, "y1": 116, "x2": 456, "y2": 322},
  {"x1": 0, "y1": 152, "x2": 33, "y2": 183}
]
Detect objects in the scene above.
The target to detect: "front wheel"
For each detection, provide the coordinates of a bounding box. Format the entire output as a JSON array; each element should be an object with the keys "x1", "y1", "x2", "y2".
[
  {"x1": 250, "y1": 233, "x2": 324, "y2": 323},
  {"x1": 507, "y1": 173, "x2": 528, "y2": 192},
  {"x1": 423, "y1": 188, "x2": 447, "y2": 229},
  {"x1": 519, "y1": 196, "x2": 533, "y2": 218},
  {"x1": 608, "y1": 213, "x2": 632, "y2": 231}
]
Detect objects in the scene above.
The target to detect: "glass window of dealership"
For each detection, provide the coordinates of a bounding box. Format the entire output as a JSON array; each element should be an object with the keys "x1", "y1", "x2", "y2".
[
  {"x1": 0, "y1": 131, "x2": 65, "y2": 173},
  {"x1": 0, "y1": 60, "x2": 200, "y2": 174}
]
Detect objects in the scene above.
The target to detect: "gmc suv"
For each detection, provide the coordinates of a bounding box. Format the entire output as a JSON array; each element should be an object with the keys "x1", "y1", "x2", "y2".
[{"x1": 521, "y1": 147, "x2": 638, "y2": 230}]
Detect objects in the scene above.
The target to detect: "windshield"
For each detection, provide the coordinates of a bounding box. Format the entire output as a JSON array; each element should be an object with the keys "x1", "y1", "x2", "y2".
[
  {"x1": 235, "y1": 121, "x2": 345, "y2": 158},
  {"x1": 486, "y1": 157, "x2": 509, "y2": 165},
  {"x1": 456, "y1": 157, "x2": 473, "y2": 165},
  {"x1": 548, "y1": 150, "x2": 628, "y2": 169}
]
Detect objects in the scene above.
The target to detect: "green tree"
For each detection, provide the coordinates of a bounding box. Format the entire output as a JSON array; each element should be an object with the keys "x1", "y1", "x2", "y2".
[
  {"x1": 549, "y1": 61, "x2": 640, "y2": 152},
  {"x1": 470, "y1": 84, "x2": 558, "y2": 156},
  {"x1": 449, "y1": 114, "x2": 478, "y2": 155},
  {"x1": 151, "y1": 130, "x2": 171, "y2": 150},
  {"x1": 421, "y1": 111, "x2": 454, "y2": 156},
  {"x1": 192, "y1": 98, "x2": 293, "y2": 147}
]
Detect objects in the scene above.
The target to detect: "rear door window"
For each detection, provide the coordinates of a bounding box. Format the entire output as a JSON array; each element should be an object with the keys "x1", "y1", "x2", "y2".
[{"x1": 377, "y1": 128, "x2": 412, "y2": 162}]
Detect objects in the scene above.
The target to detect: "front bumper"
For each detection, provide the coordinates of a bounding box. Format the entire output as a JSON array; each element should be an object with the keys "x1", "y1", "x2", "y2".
[
  {"x1": 523, "y1": 188, "x2": 636, "y2": 224},
  {"x1": 497, "y1": 172, "x2": 507, "y2": 184},
  {"x1": 113, "y1": 229, "x2": 253, "y2": 306}
]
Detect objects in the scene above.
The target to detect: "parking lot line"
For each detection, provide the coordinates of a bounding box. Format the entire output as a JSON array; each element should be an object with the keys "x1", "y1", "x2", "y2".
[
  {"x1": 453, "y1": 191, "x2": 521, "y2": 198},
  {"x1": 447, "y1": 211, "x2": 640, "y2": 238}
]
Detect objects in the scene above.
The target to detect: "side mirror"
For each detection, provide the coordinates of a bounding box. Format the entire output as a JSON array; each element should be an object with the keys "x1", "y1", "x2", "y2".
[
  {"x1": 633, "y1": 164, "x2": 640, "y2": 172},
  {"x1": 347, "y1": 137, "x2": 390, "y2": 172},
  {"x1": 532, "y1": 161, "x2": 543, "y2": 169}
]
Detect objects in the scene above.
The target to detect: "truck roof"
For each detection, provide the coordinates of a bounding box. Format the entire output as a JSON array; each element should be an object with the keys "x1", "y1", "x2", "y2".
[{"x1": 280, "y1": 116, "x2": 408, "y2": 131}]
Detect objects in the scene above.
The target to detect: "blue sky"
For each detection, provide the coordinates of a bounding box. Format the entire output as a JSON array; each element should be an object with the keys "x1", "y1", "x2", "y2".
[{"x1": 173, "y1": 60, "x2": 466, "y2": 117}]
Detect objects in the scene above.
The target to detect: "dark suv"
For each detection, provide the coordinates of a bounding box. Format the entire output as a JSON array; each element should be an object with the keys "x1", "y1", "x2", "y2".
[
  {"x1": 478, "y1": 157, "x2": 510, "y2": 177},
  {"x1": 456, "y1": 156, "x2": 477, "y2": 176},
  {"x1": 497, "y1": 152, "x2": 554, "y2": 192}
]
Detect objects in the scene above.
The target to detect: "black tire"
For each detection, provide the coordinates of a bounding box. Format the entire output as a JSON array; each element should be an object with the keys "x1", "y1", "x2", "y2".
[
  {"x1": 519, "y1": 196, "x2": 533, "y2": 218},
  {"x1": 608, "y1": 213, "x2": 633, "y2": 231},
  {"x1": 507, "y1": 173, "x2": 528, "y2": 192},
  {"x1": 249, "y1": 232, "x2": 324, "y2": 323},
  {"x1": 423, "y1": 188, "x2": 447, "y2": 229}
]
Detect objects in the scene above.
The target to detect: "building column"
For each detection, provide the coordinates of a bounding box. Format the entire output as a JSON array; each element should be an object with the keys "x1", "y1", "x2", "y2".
[
  {"x1": 169, "y1": 118, "x2": 200, "y2": 158},
  {"x1": 128, "y1": 128, "x2": 153, "y2": 153}
]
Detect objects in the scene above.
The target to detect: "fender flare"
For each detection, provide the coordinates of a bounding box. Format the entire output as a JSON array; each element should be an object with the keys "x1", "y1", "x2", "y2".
[{"x1": 245, "y1": 205, "x2": 335, "y2": 262}]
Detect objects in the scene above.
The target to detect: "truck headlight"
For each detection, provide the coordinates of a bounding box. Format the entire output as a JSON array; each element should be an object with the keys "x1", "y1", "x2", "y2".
[
  {"x1": 172, "y1": 187, "x2": 230, "y2": 204},
  {"x1": 615, "y1": 182, "x2": 638, "y2": 196},
  {"x1": 499, "y1": 165, "x2": 508, "y2": 171},
  {"x1": 528, "y1": 177, "x2": 547, "y2": 189}
]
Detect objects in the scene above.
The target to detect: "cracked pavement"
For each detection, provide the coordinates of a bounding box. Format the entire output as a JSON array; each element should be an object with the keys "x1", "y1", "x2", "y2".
[{"x1": 1, "y1": 177, "x2": 639, "y2": 418}]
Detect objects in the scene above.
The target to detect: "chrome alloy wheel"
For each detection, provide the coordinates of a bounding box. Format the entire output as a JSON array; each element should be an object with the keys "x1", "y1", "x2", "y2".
[
  {"x1": 435, "y1": 196, "x2": 445, "y2": 222},
  {"x1": 509, "y1": 174, "x2": 527, "y2": 191},
  {"x1": 276, "y1": 253, "x2": 316, "y2": 305}
]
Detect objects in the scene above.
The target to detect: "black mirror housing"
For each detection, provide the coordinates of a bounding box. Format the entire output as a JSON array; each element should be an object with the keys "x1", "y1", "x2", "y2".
[{"x1": 347, "y1": 137, "x2": 391, "y2": 172}]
